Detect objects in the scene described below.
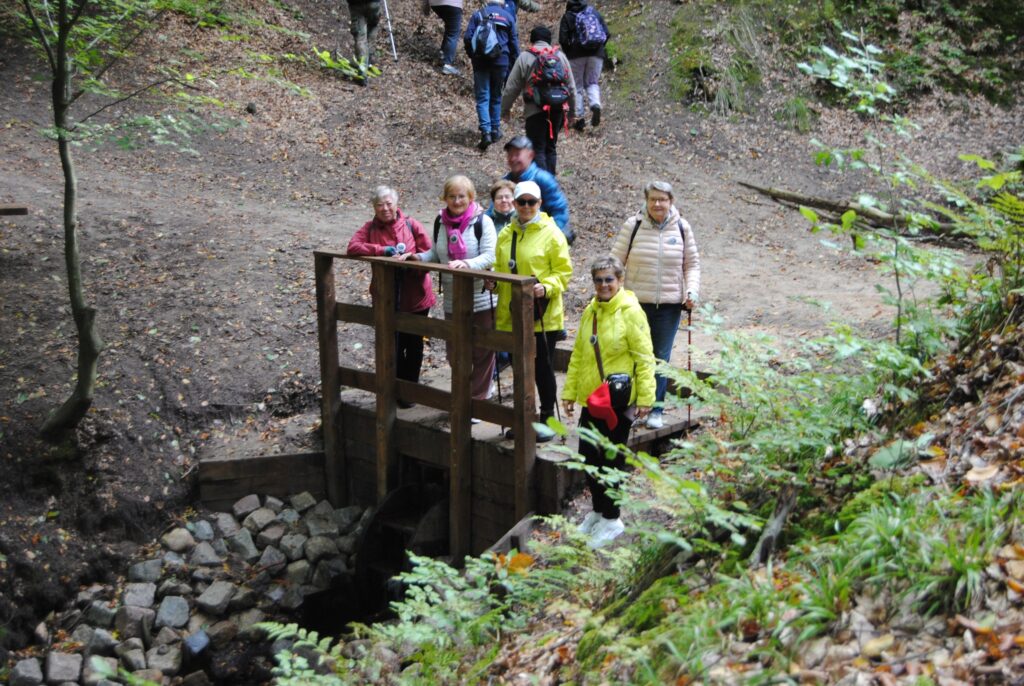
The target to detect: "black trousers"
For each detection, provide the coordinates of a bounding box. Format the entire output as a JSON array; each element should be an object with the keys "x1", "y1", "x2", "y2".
[
  {"x1": 525, "y1": 108, "x2": 565, "y2": 176},
  {"x1": 579, "y1": 406, "x2": 631, "y2": 519},
  {"x1": 397, "y1": 309, "x2": 429, "y2": 383},
  {"x1": 535, "y1": 330, "x2": 563, "y2": 419}
]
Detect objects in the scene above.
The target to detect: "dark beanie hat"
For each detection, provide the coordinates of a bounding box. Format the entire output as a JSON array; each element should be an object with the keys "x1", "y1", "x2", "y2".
[{"x1": 529, "y1": 26, "x2": 552, "y2": 43}]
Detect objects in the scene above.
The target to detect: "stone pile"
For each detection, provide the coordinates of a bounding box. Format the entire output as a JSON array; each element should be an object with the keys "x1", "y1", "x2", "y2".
[{"x1": 9, "y1": 492, "x2": 367, "y2": 686}]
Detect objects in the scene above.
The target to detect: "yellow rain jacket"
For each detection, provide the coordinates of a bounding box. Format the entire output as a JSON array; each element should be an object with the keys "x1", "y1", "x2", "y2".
[
  {"x1": 562, "y1": 288, "x2": 657, "y2": 407},
  {"x1": 494, "y1": 211, "x2": 572, "y2": 333}
]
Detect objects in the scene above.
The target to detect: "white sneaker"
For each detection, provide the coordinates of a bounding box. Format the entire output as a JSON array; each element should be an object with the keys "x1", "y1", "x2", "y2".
[
  {"x1": 470, "y1": 417, "x2": 481, "y2": 424},
  {"x1": 441, "y1": 64, "x2": 461, "y2": 76},
  {"x1": 646, "y1": 412, "x2": 664, "y2": 429},
  {"x1": 588, "y1": 517, "x2": 625, "y2": 548},
  {"x1": 577, "y1": 511, "x2": 602, "y2": 534}
]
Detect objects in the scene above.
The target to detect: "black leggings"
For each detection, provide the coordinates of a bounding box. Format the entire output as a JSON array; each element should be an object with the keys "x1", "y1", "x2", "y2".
[
  {"x1": 535, "y1": 330, "x2": 563, "y2": 419},
  {"x1": 578, "y1": 406, "x2": 631, "y2": 519},
  {"x1": 525, "y1": 109, "x2": 565, "y2": 176},
  {"x1": 397, "y1": 309, "x2": 429, "y2": 383}
]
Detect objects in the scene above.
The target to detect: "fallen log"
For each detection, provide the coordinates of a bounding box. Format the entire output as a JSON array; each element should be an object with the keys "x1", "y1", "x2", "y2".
[{"x1": 737, "y1": 180, "x2": 959, "y2": 236}]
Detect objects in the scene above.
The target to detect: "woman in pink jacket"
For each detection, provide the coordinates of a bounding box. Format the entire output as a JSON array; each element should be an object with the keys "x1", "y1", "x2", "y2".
[
  {"x1": 610, "y1": 181, "x2": 700, "y2": 429},
  {"x1": 347, "y1": 186, "x2": 436, "y2": 400}
]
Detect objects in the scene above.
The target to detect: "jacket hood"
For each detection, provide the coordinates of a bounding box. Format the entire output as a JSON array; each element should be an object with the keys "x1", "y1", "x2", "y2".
[
  {"x1": 510, "y1": 211, "x2": 553, "y2": 234},
  {"x1": 590, "y1": 287, "x2": 640, "y2": 314}
]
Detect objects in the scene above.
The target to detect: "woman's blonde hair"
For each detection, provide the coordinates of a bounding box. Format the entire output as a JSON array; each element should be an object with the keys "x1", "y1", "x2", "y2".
[
  {"x1": 440, "y1": 175, "x2": 476, "y2": 203},
  {"x1": 489, "y1": 179, "x2": 516, "y2": 201}
]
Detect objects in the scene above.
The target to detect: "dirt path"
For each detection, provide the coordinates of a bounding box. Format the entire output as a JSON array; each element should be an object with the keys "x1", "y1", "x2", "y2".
[{"x1": 1, "y1": 0, "x2": 1020, "y2": 660}]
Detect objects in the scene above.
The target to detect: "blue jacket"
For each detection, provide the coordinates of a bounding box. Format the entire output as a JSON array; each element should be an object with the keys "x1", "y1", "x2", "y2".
[
  {"x1": 504, "y1": 162, "x2": 573, "y2": 242},
  {"x1": 463, "y1": 3, "x2": 518, "y2": 69}
]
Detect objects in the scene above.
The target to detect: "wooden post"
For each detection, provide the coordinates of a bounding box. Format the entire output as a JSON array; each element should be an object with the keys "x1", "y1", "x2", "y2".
[
  {"x1": 448, "y1": 275, "x2": 474, "y2": 564},
  {"x1": 372, "y1": 261, "x2": 398, "y2": 503},
  {"x1": 510, "y1": 281, "x2": 537, "y2": 520},
  {"x1": 314, "y1": 253, "x2": 345, "y2": 504}
]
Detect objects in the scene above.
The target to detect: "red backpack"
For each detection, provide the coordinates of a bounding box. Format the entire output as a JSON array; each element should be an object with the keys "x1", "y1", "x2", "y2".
[{"x1": 522, "y1": 46, "x2": 571, "y2": 110}]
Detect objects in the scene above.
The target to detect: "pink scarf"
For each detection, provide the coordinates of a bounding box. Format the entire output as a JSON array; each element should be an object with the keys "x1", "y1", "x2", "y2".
[{"x1": 440, "y1": 202, "x2": 479, "y2": 260}]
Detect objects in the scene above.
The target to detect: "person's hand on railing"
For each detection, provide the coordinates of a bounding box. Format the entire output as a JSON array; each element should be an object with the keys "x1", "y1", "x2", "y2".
[
  {"x1": 448, "y1": 259, "x2": 468, "y2": 269},
  {"x1": 399, "y1": 252, "x2": 419, "y2": 261},
  {"x1": 483, "y1": 279, "x2": 496, "y2": 291}
]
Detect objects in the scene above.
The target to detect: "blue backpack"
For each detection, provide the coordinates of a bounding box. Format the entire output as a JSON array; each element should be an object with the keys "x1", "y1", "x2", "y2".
[
  {"x1": 572, "y1": 6, "x2": 607, "y2": 49},
  {"x1": 468, "y1": 10, "x2": 507, "y2": 62}
]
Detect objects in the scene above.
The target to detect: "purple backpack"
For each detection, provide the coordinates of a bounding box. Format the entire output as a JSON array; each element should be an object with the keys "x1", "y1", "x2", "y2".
[{"x1": 573, "y1": 6, "x2": 607, "y2": 49}]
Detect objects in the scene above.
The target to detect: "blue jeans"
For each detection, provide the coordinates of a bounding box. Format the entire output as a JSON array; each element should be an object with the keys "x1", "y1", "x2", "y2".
[
  {"x1": 640, "y1": 303, "x2": 683, "y2": 408},
  {"x1": 473, "y1": 66, "x2": 505, "y2": 135},
  {"x1": 430, "y1": 5, "x2": 462, "y2": 65}
]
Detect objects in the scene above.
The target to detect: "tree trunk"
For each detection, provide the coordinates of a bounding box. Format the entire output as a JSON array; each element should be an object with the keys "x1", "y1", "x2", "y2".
[{"x1": 40, "y1": 21, "x2": 104, "y2": 443}]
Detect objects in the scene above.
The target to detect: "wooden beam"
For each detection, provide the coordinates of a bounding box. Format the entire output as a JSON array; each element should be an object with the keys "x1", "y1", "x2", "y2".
[
  {"x1": 0, "y1": 205, "x2": 29, "y2": 216},
  {"x1": 199, "y1": 452, "x2": 326, "y2": 509},
  {"x1": 315, "y1": 253, "x2": 345, "y2": 504},
  {"x1": 371, "y1": 261, "x2": 398, "y2": 504},
  {"x1": 448, "y1": 276, "x2": 474, "y2": 565},
  {"x1": 336, "y1": 301, "x2": 515, "y2": 352},
  {"x1": 511, "y1": 281, "x2": 537, "y2": 520}
]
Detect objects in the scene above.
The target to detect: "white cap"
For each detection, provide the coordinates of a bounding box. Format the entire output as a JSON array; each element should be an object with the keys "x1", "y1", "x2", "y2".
[{"x1": 513, "y1": 180, "x2": 542, "y2": 201}]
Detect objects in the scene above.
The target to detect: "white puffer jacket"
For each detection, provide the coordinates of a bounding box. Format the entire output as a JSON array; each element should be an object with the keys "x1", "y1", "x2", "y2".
[{"x1": 610, "y1": 205, "x2": 700, "y2": 306}]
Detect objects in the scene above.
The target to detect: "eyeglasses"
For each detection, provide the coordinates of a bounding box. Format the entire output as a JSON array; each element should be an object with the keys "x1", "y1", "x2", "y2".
[
  {"x1": 593, "y1": 276, "x2": 617, "y2": 285},
  {"x1": 515, "y1": 198, "x2": 539, "y2": 207}
]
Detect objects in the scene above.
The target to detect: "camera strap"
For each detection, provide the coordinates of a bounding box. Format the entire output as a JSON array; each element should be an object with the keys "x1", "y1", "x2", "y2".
[{"x1": 590, "y1": 309, "x2": 606, "y2": 380}]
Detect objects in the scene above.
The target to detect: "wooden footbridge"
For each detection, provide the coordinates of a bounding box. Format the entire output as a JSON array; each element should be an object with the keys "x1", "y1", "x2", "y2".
[{"x1": 199, "y1": 250, "x2": 695, "y2": 598}]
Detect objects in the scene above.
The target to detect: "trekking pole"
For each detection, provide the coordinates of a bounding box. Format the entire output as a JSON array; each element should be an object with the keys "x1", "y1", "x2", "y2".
[
  {"x1": 686, "y1": 306, "x2": 692, "y2": 427},
  {"x1": 488, "y1": 288, "x2": 505, "y2": 436},
  {"x1": 381, "y1": 0, "x2": 399, "y2": 61},
  {"x1": 536, "y1": 298, "x2": 566, "y2": 444}
]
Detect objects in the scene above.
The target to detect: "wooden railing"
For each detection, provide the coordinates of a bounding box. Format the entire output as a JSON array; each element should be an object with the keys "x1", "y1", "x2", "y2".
[{"x1": 314, "y1": 250, "x2": 541, "y2": 561}]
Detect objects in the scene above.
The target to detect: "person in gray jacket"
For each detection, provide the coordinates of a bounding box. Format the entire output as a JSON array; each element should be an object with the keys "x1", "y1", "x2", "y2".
[{"x1": 500, "y1": 26, "x2": 579, "y2": 176}]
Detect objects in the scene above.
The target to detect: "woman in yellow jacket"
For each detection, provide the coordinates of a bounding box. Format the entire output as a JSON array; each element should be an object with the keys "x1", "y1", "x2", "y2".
[
  {"x1": 562, "y1": 255, "x2": 655, "y2": 547},
  {"x1": 494, "y1": 180, "x2": 573, "y2": 442}
]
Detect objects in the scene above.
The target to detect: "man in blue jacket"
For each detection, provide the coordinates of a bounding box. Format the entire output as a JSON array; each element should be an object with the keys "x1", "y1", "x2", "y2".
[
  {"x1": 464, "y1": 0, "x2": 518, "y2": 151},
  {"x1": 502, "y1": 136, "x2": 574, "y2": 244}
]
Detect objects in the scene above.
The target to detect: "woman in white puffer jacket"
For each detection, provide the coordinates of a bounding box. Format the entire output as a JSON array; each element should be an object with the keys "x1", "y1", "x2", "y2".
[{"x1": 610, "y1": 180, "x2": 700, "y2": 429}]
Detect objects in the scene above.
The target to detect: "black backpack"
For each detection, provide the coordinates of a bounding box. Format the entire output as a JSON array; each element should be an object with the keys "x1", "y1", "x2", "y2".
[{"x1": 522, "y1": 45, "x2": 571, "y2": 108}]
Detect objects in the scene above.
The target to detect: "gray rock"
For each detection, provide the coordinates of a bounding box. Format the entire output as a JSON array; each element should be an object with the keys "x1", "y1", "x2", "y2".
[
  {"x1": 305, "y1": 517, "x2": 339, "y2": 538},
  {"x1": 313, "y1": 557, "x2": 348, "y2": 589},
  {"x1": 161, "y1": 527, "x2": 196, "y2": 553},
  {"x1": 277, "y1": 508, "x2": 301, "y2": 525},
  {"x1": 120, "y1": 647, "x2": 148, "y2": 672},
  {"x1": 190, "y1": 519, "x2": 215, "y2": 542},
  {"x1": 211, "y1": 537, "x2": 229, "y2": 557},
  {"x1": 196, "y1": 581, "x2": 236, "y2": 616},
  {"x1": 258, "y1": 545, "x2": 287, "y2": 574},
  {"x1": 10, "y1": 658, "x2": 43, "y2": 686},
  {"x1": 155, "y1": 596, "x2": 190, "y2": 629},
  {"x1": 207, "y1": 620, "x2": 238, "y2": 648},
  {"x1": 304, "y1": 536, "x2": 338, "y2": 564},
  {"x1": 333, "y1": 506, "x2": 362, "y2": 533},
  {"x1": 128, "y1": 558, "x2": 163, "y2": 583},
  {"x1": 44, "y1": 652, "x2": 82, "y2": 684},
  {"x1": 115, "y1": 637, "x2": 145, "y2": 656},
  {"x1": 191, "y1": 567, "x2": 214, "y2": 584},
  {"x1": 233, "y1": 609, "x2": 266, "y2": 641},
  {"x1": 114, "y1": 606, "x2": 155, "y2": 643},
  {"x1": 336, "y1": 534, "x2": 358, "y2": 555},
  {"x1": 225, "y1": 529, "x2": 259, "y2": 563},
  {"x1": 212, "y1": 512, "x2": 240, "y2": 537},
  {"x1": 190, "y1": 541, "x2": 222, "y2": 566},
  {"x1": 227, "y1": 585, "x2": 257, "y2": 612},
  {"x1": 256, "y1": 524, "x2": 286, "y2": 549},
  {"x1": 309, "y1": 500, "x2": 335, "y2": 519},
  {"x1": 279, "y1": 586, "x2": 305, "y2": 610},
  {"x1": 285, "y1": 559, "x2": 311, "y2": 585},
  {"x1": 157, "y1": 579, "x2": 192, "y2": 598},
  {"x1": 71, "y1": 623, "x2": 95, "y2": 646},
  {"x1": 124, "y1": 582, "x2": 157, "y2": 608},
  {"x1": 187, "y1": 613, "x2": 211, "y2": 635},
  {"x1": 85, "y1": 628, "x2": 118, "y2": 657},
  {"x1": 289, "y1": 492, "x2": 317, "y2": 513},
  {"x1": 182, "y1": 670, "x2": 213, "y2": 686},
  {"x1": 264, "y1": 585, "x2": 286, "y2": 605},
  {"x1": 152, "y1": 626, "x2": 181, "y2": 647},
  {"x1": 132, "y1": 669, "x2": 165, "y2": 683},
  {"x1": 82, "y1": 655, "x2": 118, "y2": 686},
  {"x1": 75, "y1": 584, "x2": 104, "y2": 609},
  {"x1": 162, "y1": 551, "x2": 187, "y2": 575},
  {"x1": 146, "y1": 643, "x2": 183, "y2": 676},
  {"x1": 183, "y1": 630, "x2": 210, "y2": 659},
  {"x1": 243, "y1": 507, "x2": 277, "y2": 534},
  {"x1": 279, "y1": 533, "x2": 308, "y2": 561},
  {"x1": 84, "y1": 600, "x2": 117, "y2": 628},
  {"x1": 263, "y1": 495, "x2": 285, "y2": 513},
  {"x1": 231, "y1": 494, "x2": 261, "y2": 520}
]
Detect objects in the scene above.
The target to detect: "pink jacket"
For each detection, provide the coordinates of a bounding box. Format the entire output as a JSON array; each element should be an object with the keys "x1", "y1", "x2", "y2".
[
  {"x1": 347, "y1": 209, "x2": 437, "y2": 313},
  {"x1": 610, "y1": 205, "x2": 700, "y2": 306}
]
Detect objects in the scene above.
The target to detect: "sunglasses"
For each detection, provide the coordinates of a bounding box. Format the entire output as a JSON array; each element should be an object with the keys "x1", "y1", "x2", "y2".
[
  {"x1": 593, "y1": 276, "x2": 617, "y2": 285},
  {"x1": 515, "y1": 198, "x2": 539, "y2": 207}
]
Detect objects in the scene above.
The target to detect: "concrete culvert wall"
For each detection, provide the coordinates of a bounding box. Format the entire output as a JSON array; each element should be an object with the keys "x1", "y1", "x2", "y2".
[{"x1": 9, "y1": 492, "x2": 370, "y2": 686}]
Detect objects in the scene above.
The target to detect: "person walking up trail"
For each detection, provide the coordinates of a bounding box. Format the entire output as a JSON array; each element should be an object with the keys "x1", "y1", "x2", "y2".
[
  {"x1": 500, "y1": 26, "x2": 578, "y2": 176},
  {"x1": 346, "y1": 0, "x2": 382, "y2": 84},
  {"x1": 559, "y1": 0, "x2": 609, "y2": 130},
  {"x1": 464, "y1": 0, "x2": 519, "y2": 150},
  {"x1": 425, "y1": 0, "x2": 464, "y2": 75},
  {"x1": 610, "y1": 181, "x2": 700, "y2": 429}
]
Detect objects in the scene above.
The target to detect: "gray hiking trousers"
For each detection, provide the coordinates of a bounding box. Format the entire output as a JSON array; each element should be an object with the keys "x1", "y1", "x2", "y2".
[{"x1": 348, "y1": 1, "x2": 381, "y2": 66}]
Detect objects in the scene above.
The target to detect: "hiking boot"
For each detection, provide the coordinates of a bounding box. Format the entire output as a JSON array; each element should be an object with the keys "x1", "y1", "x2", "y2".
[
  {"x1": 572, "y1": 117, "x2": 585, "y2": 132},
  {"x1": 476, "y1": 132, "x2": 491, "y2": 151},
  {"x1": 588, "y1": 517, "x2": 625, "y2": 549},
  {"x1": 578, "y1": 511, "x2": 602, "y2": 534},
  {"x1": 490, "y1": 129, "x2": 502, "y2": 143},
  {"x1": 441, "y1": 64, "x2": 461, "y2": 76},
  {"x1": 590, "y1": 105, "x2": 602, "y2": 127}
]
